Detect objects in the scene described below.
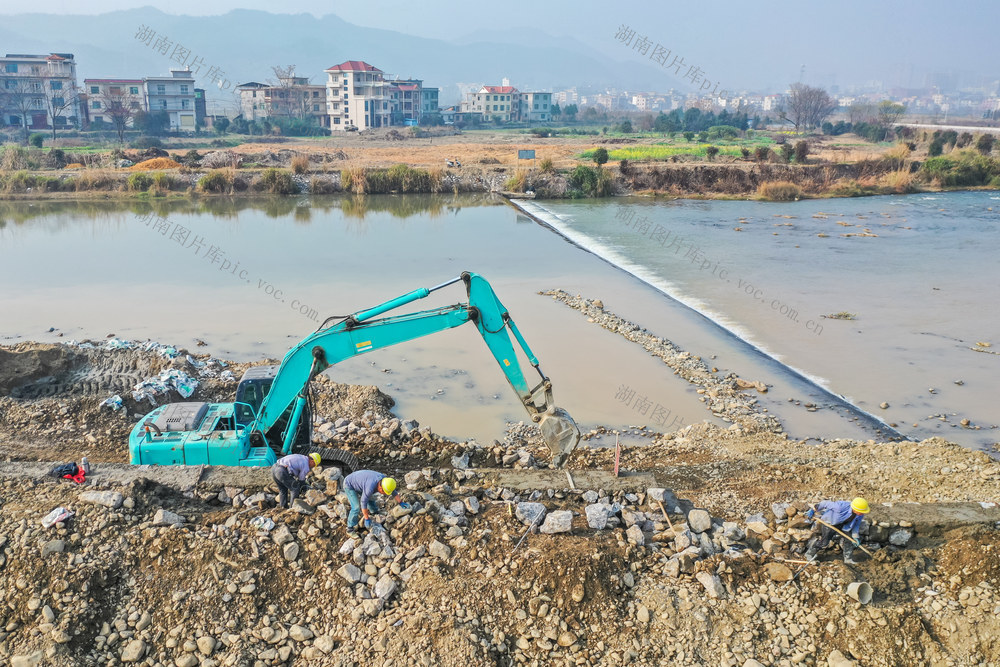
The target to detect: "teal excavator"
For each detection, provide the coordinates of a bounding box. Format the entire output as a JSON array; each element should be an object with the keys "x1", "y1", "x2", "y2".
[{"x1": 128, "y1": 272, "x2": 581, "y2": 471}]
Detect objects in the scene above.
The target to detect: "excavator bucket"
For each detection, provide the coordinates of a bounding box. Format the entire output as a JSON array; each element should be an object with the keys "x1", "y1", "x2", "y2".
[{"x1": 538, "y1": 406, "x2": 581, "y2": 467}]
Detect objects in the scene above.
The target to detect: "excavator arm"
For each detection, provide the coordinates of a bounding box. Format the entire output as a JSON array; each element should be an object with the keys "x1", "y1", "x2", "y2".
[{"x1": 250, "y1": 272, "x2": 580, "y2": 465}]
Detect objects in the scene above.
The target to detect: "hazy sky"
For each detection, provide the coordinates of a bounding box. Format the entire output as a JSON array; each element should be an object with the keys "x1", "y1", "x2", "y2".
[{"x1": 2, "y1": 1, "x2": 997, "y2": 92}]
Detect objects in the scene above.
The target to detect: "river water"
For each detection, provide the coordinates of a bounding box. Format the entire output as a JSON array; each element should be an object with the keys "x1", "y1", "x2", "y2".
[
  {"x1": 517, "y1": 192, "x2": 1000, "y2": 452},
  {"x1": 1, "y1": 193, "x2": 996, "y2": 451}
]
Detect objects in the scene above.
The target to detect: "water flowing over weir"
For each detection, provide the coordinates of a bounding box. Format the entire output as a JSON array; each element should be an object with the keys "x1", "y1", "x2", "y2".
[{"x1": 509, "y1": 198, "x2": 905, "y2": 442}]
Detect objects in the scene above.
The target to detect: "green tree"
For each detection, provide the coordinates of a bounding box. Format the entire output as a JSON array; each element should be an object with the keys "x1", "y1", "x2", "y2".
[
  {"x1": 876, "y1": 100, "x2": 906, "y2": 133},
  {"x1": 28, "y1": 133, "x2": 44, "y2": 148},
  {"x1": 592, "y1": 147, "x2": 609, "y2": 166},
  {"x1": 551, "y1": 103, "x2": 561, "y2": 119},
  {"x1": 616, "y1": 119, "x2": 633, "y2": 134},
  {"x1": 564, "y1": 104, "x2": 578, "y2": 121},
  {"x1": 705, "y1": 145, "x2": 719, "y2": 161},
  {"x1": 213, "y1": 117, "x2": 230, "y2": 134},
  {"x1": 683, "y1": 131, "x2": 695, "y2": 142}
]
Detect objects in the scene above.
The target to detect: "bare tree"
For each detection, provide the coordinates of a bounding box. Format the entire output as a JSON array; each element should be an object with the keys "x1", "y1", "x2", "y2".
[
  {"x1": 267, "y1": 65, "x2": 310, "y2": 119},
  {"x1": 40, "y1": 73, "x2": 79, "y2": 139},
  {"x1": 101, "y1": 87, "x2": 142, "y2": 144},
  {"x1": 848, "y1": 102, "x2": 876, "y2": 125},
  {"x1": 1, "y1": 76, "x2": 45, "y2": 144},
  {"x1": 779, "y1": 83, "x2": 837, "y2": 132}
]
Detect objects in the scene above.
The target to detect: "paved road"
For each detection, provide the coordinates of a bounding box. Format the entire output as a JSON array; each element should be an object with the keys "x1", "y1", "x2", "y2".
[{"x1": 901, "y1": 122, "x2": 1000, "y2": 135}]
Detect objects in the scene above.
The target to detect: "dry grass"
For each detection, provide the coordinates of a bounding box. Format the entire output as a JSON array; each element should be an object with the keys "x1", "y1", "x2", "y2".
[
  {"x1": 877, "y1": 169, "x2": 916, "y2": 194},
  {"x1": 73, "y1": 169, "x2": 118, "y2": 191},
  {"x1": 291, "y1": 154, "x2": 309, "y2": 174},
  {"x1": 757, "y1": 181, "x2": 802, "y2": 201}
]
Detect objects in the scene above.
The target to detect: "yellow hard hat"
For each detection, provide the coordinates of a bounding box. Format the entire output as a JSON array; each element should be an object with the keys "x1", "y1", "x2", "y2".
[
  {"x1": 851, "y1": 497, "x2": 870, "y2": 514},
  {"x1": 308, "y1": 453, "x2": 322, "y2": 467},
  {"x1": 380, "y1": 477, "x2": 397, "y2": 495}
]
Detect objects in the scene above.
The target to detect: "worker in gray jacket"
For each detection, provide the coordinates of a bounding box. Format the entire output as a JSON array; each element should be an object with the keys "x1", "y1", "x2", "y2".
[{"x1": 272, "y1": 452, "x2": 320, "y2": 509}]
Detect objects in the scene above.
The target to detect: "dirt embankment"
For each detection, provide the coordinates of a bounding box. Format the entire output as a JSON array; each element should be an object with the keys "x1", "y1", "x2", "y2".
[
  {"x1": 1, "y1": 130, "x2": 963, "y2": 201},
  {"x1": 1, "y1": 340, "x2": 999, "y2": 666}
]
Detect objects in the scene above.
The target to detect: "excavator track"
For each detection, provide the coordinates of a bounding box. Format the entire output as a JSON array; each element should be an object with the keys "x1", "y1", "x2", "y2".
[{"x1": 308, "y1": 446, "x2": 359, "y2": 474}]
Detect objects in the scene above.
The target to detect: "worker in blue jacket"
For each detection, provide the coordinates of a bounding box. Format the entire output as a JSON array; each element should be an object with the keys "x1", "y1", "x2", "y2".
[
  {"x1": 805, "y1": 497, "x2": 870, "y2": 564},
  {"x1": 343, "y1": 469, "x2": 410, "y2": 538}
]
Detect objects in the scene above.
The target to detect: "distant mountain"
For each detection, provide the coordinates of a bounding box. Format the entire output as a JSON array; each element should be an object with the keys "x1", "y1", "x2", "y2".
[{"x1": 0, "y1": 7, "x2": 671, "y2": 107}]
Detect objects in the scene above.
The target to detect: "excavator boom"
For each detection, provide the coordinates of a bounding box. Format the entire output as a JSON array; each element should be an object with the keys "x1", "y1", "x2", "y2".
[
  {"x1": 251, "y1": 272, "x2": 580, "y2": 464},
  {"x1": 129, "y1": 272, "x2": 580, "y2": 468}
]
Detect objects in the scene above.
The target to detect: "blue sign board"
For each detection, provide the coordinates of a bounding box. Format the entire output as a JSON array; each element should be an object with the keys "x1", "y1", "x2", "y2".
[{"x1": 518, "y1": 150, "x2": 536, "y2": 160}]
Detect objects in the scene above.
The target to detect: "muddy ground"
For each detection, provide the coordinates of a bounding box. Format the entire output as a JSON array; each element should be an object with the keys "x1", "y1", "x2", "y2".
[{"x1": 1, "y1": 338, "x2": 999, "y2": 666}]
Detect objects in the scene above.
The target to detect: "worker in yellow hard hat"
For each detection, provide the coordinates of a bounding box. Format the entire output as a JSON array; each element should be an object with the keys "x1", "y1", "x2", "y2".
[
  {"x1": 805, "y1": 497, "x2": 870, "y2": 564},
  {"x1": 272, "y1": 452, "x2": 321, "y2": 509},
  {"x1": 343, "y1": 470, "x2": 409, "y2": 538}
]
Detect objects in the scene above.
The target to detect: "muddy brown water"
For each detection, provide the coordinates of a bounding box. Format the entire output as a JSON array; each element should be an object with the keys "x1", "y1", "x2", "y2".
[{"x1": 0, "y1": 195, "x2": 924, "y2": 447}]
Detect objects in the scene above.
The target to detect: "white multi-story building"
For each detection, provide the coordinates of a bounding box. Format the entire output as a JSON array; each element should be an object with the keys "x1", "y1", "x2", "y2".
[
  {"x1": 0, "y1": 52, "x2": 81, "y2": 132},
  {"x1": 235, "y1": 77, "x2": 326, "y2": 122},
  {"x1": 324, "y1": 60, "x2": 392, "y2": 131},
  {"x1": 81, "y1": 78, "x2": 143, "y2": 127},
  {"x1": 144, "y1": 69, "x2": 196, "y2": 131},
  {"x1": 518, "y1": 91, "x2": 552, "y2": 122},
  {"x1": 463, "y1": 85, "x2": 517, "y2": 122}
]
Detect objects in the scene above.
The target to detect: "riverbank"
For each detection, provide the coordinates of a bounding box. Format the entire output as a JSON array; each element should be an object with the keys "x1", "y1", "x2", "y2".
[
  {"x1": 1, "y1": 340, "x2": 999, "y2": 666},
  {"x1": 2, "y1": 129, "x2": 998, "y2": 201}
]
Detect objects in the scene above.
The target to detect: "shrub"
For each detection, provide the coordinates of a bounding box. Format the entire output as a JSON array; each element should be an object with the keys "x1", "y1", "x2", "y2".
[
  {"x1": 44, "y1": 148, "x2": 67, "y2": 169},
  {"x1": 152, "y1": 172, "x2": 175, "y2": 192},
  {"x1": 754, "y1": 146, "x2": 770, "y2": 162},
  {"x1": 616, "y1": 119, "x2": 633, "y2": 134},
  {"x1": 592, "y1": 147, "x2": 609, "y2": 166},
  {"x1": 291, "y1": 154, "x2": 309, "y2": 174},
  {"x1": 977, "y1": 134, "x2": 996, "y2": 155},
  {"x1": 28, "y1": 133, "x2": 44, "y2": 148},
  {"x1": 921, "y1": 152, "x2": 999, "y2": 187},
  {"x1": 567, "y1": 165, "x2": 613, "y2": 198},
  {"x1": 1, "y1": 145, "x2": 32, "y2": 170},
  {"x1": 127, "y1": 172, "x2": 154, "y2": 191},
  {"x1": 531, "y1": 127, "x2": 554, "y2": 138},
  {"x1": 181, "y1": 149, "x2": 202, "y2": 165},
  {"x1": 539, "y1": 157, "x2": 554, "y2": 173},
  {"x1": 794, "y1": 141, "x2": 809, "y2": 163},
  {"x1": 309, "y1": 177, "x2": 337, "y2": 194},
  {"x1": 683, "y1": 132, "x2": 695, "y2": 142},
  {"x1": 198, "y1": 169, "x2": 233, "y2": 193},
  {"x1": 130, "y1": 136, "x2": 164, "y2": 149},
  {"x1": 505, "y1": 170, "x2": 529, "y2": 192},
  {"x1": 780, "y1": 144, "x2": 795, "y2": 162},
  {"x1": 617, "y1": 158, "x2": 629, "y2": 175},
  {"x1": 957, "y1": 133, "x2": 974, "y2": 149},
  {"x1": 705, "y1": 146, "x2": 720, "y2": 161},
  {"x1": 757, "y1": 181, "x2": 802, "y2": 201},
  {"x1": 928, "y1": 139, "x2": 944, "y2": 157},
  {"x1": 740, "y1": 147, "x2": 751, "y2": 159},
  {"x1": 259, "y1": 168, "x2": 298, "y2": 194},
  {"x1": 706, "y1": 125, "x2": 741, "y2": 140}
]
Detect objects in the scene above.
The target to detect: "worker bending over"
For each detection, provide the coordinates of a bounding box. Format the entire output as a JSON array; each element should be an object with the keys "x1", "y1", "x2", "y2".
[
  {"x1": 272, "y1": 452, "x2": 321, "y2": 509},
  {"x1": 805, "y1": 497, "x2": 870, "y2": 564},
  {"x1": 343, "y1": 469, "x2": 409, "y2": 537}
]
